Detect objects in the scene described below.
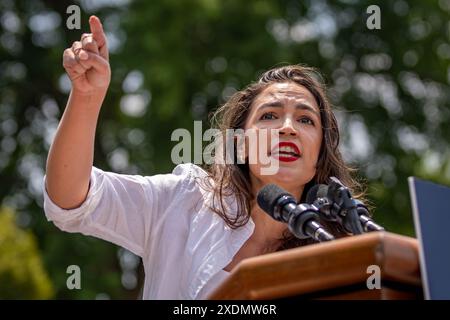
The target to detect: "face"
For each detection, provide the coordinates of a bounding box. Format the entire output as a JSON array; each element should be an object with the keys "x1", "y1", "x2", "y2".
[{"x1": 243, "y1": 82, "x2": 323, "y2": 196}]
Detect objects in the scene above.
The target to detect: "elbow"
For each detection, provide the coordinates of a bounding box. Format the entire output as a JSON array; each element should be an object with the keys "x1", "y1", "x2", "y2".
[{"x1": 45, "y1": 178, "x2": 90, "y2": 210}]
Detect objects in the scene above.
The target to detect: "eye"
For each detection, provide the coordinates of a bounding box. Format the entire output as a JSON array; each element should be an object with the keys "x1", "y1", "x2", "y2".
[
  {"x1": 298, "y1": 117, "x2": 314, "y2": 125},
  {"x1": 259, "y1": 112, "x2": 278, "y2": 120}
]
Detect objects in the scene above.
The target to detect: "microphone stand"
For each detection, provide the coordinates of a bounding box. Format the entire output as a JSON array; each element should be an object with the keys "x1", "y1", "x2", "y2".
[
  {"x1": 313, "y1": 177, "x2": 365, "y2": 235},
  {"x1": 310, "y1": 177, "x2": 385, "y2": 234},
  {"x1": 273, "y1": 195, "x2": 335, "y2": 242},
  {"x1": 288, "y1": 203, "x2": 336, "y2": 242}
]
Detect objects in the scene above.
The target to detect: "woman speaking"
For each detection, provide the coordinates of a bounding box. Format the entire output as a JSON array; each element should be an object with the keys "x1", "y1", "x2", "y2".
[{"x1": 43, "y1": 15, "x2": 364, "y2": 299}]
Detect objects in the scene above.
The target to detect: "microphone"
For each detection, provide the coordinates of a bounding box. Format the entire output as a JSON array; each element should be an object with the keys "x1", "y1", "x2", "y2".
[
  {"x1": 306, "y1": 179, "x2": 385, "y2": 233},
  {"x1": 257, "y1": 184, "x2": 335, "y2": 242},
  {"x1": 353, "y1": 199, "x2": 385, "y2": 232}
]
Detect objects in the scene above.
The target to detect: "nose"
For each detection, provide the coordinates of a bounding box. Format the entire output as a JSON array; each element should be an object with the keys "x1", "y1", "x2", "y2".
[{"x1": 279, "y1": 117, "x2": 297, "y2": 136}]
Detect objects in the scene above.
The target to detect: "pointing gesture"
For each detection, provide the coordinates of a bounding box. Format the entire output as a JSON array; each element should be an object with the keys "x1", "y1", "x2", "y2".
[
  {"x1": 89, "y1": 15, "x2": 109, "y2": 61},
  {"x1": 63, "y1": 16, "x2": 111, "y2": 94}
]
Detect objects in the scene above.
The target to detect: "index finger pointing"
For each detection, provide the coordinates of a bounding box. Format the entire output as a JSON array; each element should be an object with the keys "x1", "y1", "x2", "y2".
[{"x1": 89, "y1": 15, "x2": 106, "y2": 47}]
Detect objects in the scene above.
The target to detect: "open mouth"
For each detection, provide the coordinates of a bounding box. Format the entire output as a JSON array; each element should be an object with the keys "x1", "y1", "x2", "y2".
[{"x1": 270, "y1": 142, "x2": 301, "y2": 160}]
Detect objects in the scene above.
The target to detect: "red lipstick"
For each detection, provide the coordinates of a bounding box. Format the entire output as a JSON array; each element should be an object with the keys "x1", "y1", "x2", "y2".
[{"x1": 271, "y1": 142, "x2": 301, "y2": 162}]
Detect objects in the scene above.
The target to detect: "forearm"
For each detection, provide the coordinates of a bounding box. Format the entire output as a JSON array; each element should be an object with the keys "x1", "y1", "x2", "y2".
[{"x1": 45, "y1": 89, "x2": 106, "y2": 209}]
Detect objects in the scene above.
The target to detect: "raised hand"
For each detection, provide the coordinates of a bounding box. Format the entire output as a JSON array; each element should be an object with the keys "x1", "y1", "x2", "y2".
[{"x1": 63, "y1": 16, "x2": 110, "y2": 94}]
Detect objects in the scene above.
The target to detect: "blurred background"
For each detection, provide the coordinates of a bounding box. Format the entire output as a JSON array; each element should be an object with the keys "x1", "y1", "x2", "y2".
[{"x1": 0, "y1": 0, "x2": 449, "y2": 299}]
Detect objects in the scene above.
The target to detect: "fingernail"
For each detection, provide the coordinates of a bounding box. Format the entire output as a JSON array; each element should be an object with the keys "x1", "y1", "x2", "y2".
[{"x1": 79, "y1": 51, "x2": 88, "y2": 60}]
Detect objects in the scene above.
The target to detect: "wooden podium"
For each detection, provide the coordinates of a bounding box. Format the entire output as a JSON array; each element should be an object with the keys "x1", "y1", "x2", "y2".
[{"x1": 208, "y1": 232, "x2": 423, "y2": 300}]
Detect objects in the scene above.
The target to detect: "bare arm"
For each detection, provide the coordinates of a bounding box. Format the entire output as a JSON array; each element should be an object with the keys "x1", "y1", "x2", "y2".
[{"x1": 45, "y1": 16, "x2": 110, "y2": 209}]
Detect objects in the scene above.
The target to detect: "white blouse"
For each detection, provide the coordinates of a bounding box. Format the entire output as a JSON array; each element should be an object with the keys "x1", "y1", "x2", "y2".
[{"x1": 42, "y1": 163, "x2": 254, "y2": 299}]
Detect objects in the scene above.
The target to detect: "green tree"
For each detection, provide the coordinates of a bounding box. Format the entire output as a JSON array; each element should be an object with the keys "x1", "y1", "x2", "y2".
[
  {"x1": 0, "y1": 207, "x2": 53, "y2": 299},
  {"x1": 0, "y1": 0, "x2": 449, "y2": 298}
]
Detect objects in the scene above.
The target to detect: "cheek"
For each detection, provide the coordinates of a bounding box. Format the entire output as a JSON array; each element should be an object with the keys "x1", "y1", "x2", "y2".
[
  {"x1": 242, "y1": 127, "x2": 274, "y2": 157},
  {"x1": 302, "y1": 130, "x2": 322, "y2": 162}
]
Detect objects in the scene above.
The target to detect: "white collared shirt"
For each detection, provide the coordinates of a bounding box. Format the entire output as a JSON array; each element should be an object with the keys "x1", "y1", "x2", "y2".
[{"x1": 43, "y1": 163, "x2": 254, "y2": 299}]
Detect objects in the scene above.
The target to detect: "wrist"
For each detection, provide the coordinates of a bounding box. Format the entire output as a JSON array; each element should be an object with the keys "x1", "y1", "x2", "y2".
[
  {"x1": 67, "y1": 88, "x2": 108, "y2": 114},
  {"x1": 71, "y1": 87, "x2": 108, "y2": 98}
]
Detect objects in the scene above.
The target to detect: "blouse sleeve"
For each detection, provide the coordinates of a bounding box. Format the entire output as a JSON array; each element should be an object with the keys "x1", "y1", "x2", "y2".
[{"x1": 42, "y1": 163, "x2": 195, "y2": 257}]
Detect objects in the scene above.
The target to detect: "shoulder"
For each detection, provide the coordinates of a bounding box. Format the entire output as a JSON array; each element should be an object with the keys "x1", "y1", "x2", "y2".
[
  {"x1": 170, "y1": 162, "x2": 209, "y2": 188},
  {"x1": 171, "y1": 162, "x2": 208, "y2": 179},
  {"x1": 140, "y1": 163, "x2": 211, "y2": 200}
]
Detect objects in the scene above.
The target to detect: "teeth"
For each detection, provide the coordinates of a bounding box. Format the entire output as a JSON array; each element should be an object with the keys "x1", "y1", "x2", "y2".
[
  {"x1": 278, "y1": 146, "x2": 297, "y2": 154},
  {"x1": 272, "y1": 145, "x2": 299, "y2": 156}
]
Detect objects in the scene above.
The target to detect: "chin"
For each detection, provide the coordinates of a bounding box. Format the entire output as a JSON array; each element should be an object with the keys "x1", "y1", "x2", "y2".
[
  {"x1": 264, "y1": 170, "x2": 304, "y2": 186},
  {"x1": 268, "y1": 165, "x2": 315, "y2": 187},
  {"x1": 275, "y1": 164, "x2": 302, "y2": 177},
  {"x1": 270, "y1": 176, "x2": 303, "y2": 188},
  {"x1": 250, "y1": 163, "x2": 313, "y2": 189}
]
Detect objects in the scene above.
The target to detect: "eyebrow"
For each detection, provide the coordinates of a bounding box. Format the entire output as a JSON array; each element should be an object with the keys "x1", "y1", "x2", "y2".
[{"x1": 257, "y1": 101, "x2": 320, "y2": 118}]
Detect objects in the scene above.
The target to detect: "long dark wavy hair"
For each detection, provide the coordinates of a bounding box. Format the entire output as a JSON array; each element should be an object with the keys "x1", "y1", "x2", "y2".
[{"x1": 198, "y1": 64, "x2": 367, "y2": 250}]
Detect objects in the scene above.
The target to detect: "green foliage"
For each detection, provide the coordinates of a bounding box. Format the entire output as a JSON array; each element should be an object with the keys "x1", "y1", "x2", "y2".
[
  {"x1": 0, "y1": 0, "x2": 449, "y2": 298},
  {"x1": 0, "y1": 207, "x2": 54, "y2": 299}
]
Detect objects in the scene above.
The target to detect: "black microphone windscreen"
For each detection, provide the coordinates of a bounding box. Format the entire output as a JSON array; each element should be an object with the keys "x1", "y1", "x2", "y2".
[
  {"x1": 306, "y1": 184, "x2": 328, "y2": 204},
  {"x1": 317, "y1": 184, "x2": 329, "y2": 198},
  {"x1": 306, "y1": 184, "x2": 320, "y2": 204},
  {"x1": 257, "y1": 184, "x2": 291, "y2": 216}
]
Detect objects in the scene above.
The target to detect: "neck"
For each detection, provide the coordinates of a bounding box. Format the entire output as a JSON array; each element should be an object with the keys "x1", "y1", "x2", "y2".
[
  {"x1": 250, "y1": 172, "x2": 304, "y2": 206},
  {"x1": 249, "y1": 201, "x2": 287, "y2": 252},
  {"x1": 248, "y1": 175, "x2": 305, "y2": 252}
]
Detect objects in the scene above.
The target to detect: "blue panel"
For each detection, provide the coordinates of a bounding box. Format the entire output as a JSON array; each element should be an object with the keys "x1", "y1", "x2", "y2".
[{"x1": 408, "y1": 177, "x2": 450, "y2": 300}]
